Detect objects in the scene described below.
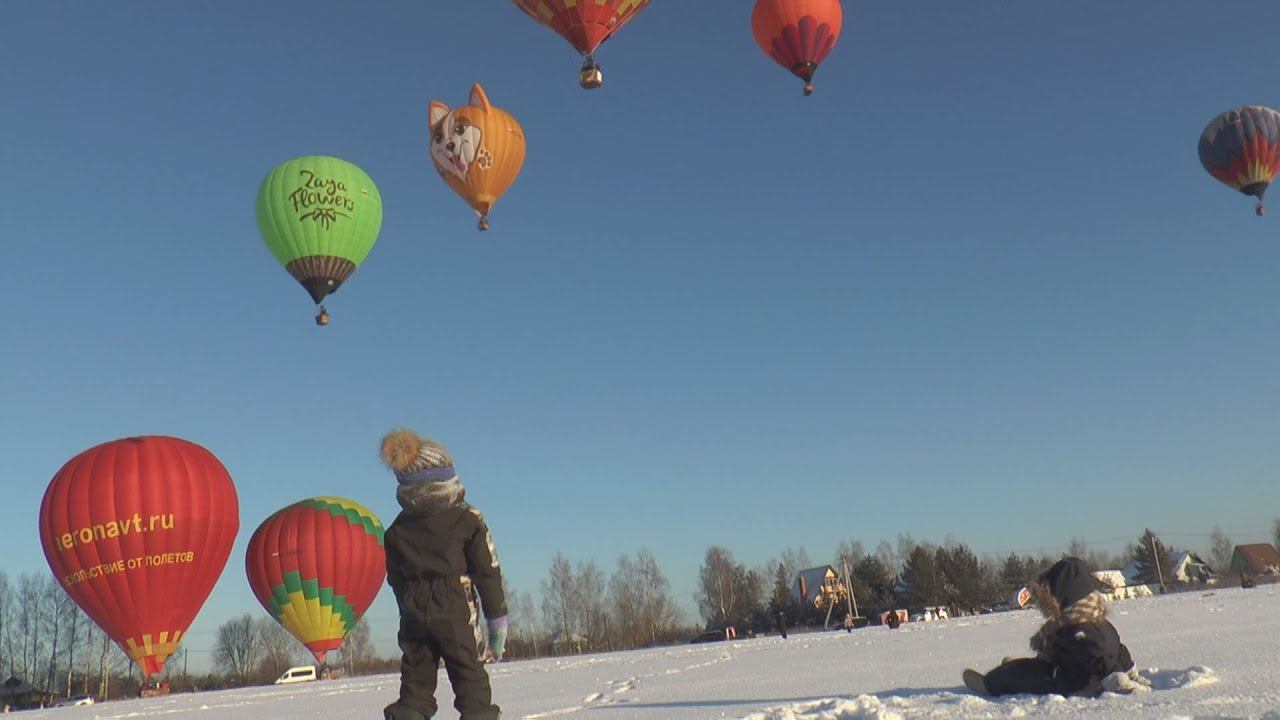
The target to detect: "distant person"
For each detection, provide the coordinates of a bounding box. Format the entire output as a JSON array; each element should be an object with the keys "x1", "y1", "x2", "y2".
[
  {"x1": 843, "y1": 613, "x2": 854, "y2": 633},
  {"x1": 777, "y1": 610, "x2": 788, "y2": 639},
  {"x1": 962, "y1": 557, "x2": 1149, "y2": 698},
  {"x1": 1241, "y1": 573, "x2": 1256, "y2": 589},
  {"x1": 380, "y1": 430, "x2": 507, "y2": 720}
]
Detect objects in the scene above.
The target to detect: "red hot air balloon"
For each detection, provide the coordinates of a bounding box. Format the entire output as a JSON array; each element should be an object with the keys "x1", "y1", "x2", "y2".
[
  {"x1": 511, "y1": 0, "x2": 651, "y2": 89},
  {"x1": 752, "y1": 0, "x2": 844, "y2": 96},
  {"x1": 245, "y1": 497, "x2": 386, "y2": 665},
  {"x1": 39, "y1": 436, "x2": 240, "y2": 677}
]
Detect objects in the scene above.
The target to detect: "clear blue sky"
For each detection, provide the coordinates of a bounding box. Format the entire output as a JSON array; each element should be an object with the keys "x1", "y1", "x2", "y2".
[{"x1": 3, "y1": 1, "x2": 1278, "y2": 670}]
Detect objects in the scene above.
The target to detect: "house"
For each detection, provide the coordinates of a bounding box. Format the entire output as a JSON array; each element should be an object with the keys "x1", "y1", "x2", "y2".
[
  {"x1": 1230, "y1": 544, "x2": 1280, "y2": 577},
  {"x1": 794, "y1": 565, "x2": 849, "y2": 609},
  {"x1": 1168, "y1": 551, "x2": 1215, "y2": 584},
  {"x1": 1, "y1": 676, "x2": 54, "y2": 711},
  {"x1": 1093, "y1": 569, "x2": 1154, "y2": 600}
]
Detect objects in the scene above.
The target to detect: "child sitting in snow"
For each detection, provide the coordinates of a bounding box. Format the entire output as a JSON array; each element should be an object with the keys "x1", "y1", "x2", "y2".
[
  {"x1": 380, "y1": 430, "x2": 507, "y2": 720},
  {"x1": 964, "y1": 557, "x2": 1150, "y2": 697}
]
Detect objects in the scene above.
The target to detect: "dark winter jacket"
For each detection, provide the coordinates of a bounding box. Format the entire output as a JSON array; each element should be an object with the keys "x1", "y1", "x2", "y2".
[
  {"x1": 1029, "y1": 558, "x2": 1134, "y2": 695},
  {"x1": 384, "y1": 479, "x2": 507, "y2": 620}
]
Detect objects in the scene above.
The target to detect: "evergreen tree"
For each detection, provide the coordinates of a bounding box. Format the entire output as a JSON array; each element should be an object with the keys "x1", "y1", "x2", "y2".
[
  {"x1": 768, "y1": 562, "x2": 796, "y2": 617},
  {"x1": 935, "y1": 544, "x2": 985, "y2": 613},
  {"x1": 1130, "y1": 529, "x2": 1175, "y2": 586},
  {"x1": 899, "y1": 545, "x2": 943, "y2": 608},
  {"x1": 998, "y1": 553, "x2": 1030, "y2": 595},
  {"x1": 851, "y1": 554, "x2": 895, "y2": 615}
]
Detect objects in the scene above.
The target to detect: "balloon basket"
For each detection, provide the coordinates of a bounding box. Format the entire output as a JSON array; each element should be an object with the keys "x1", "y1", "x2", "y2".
[
  {"x1": 804, "y1": 83, "x2": 814, "y2": 96},
  {"x1": 1256, "y1": 203, "x2": 1266, "y2": 217},
  {"x1": 315, "y1": 306, "x2": 330, "y2": 326},
  {"x1": 478, "y1": 216, "x2": 490, "y2": 231},
  {"x1": 579, "y1": 57, "x2": 603, "y2": 90}
]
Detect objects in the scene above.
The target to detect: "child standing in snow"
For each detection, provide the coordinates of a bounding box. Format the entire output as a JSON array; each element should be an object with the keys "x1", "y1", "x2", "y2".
[
  {"x1": 964, "y1": 557, "x2": 1148, "y2": 697},
  {"x1": 380, "y1": 430, "x2": 508, "y2": 720}
]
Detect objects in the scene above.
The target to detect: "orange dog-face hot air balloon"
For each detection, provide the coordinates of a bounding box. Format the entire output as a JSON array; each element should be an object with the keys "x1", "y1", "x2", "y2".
[
  {"x1": 511, "y1": 0, "x2": 650, "y2": 89},
  {"x1": 429, "y1": 84, "x2": 526, "y2": 231},
  {"x1": 39, "y1": 436, "x2": 240, "y2": 677},
  {"x1": 752, "y1": 0, "x2": 844, "y2": 96},
  {"x1": 245, "y1": 497, "x2": 385, "y2": 665}
]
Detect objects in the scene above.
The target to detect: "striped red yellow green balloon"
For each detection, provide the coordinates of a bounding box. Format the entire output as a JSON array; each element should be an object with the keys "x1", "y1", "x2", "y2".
[{"x1": 245, "y1": 497, "x2": 385, "y2": 664}]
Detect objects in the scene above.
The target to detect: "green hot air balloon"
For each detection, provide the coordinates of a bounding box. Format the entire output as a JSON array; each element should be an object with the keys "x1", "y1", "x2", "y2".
[{"x1": 255, "y1": 156, "x2": 382, "y2": 326}]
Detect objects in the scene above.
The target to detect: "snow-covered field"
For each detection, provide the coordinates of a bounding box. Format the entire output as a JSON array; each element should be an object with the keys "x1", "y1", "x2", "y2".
[{"x1": 31, "y1": 584, "x2": 1280, "y2": 720}]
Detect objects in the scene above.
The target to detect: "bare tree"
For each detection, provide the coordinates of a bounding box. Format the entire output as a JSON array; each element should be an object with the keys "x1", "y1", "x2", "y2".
[
  {"x1": 607, "y1": 554, "x2": 644, "y2": 647},
  {"x1": 635, "y1": 550, "x2": 682, "y2": 645},
  {"x1": 574, "y1": 561, "x2": 608, "y2": 650},
  {"x1": 255, "y1": 617, "x2": 301, "y2": 683},
  {"x1": 0, "y1": 571, "x2": 10, "y2": 679},
  {"x1": 338, "y1": 617, "x2": 374, "y2": 677},
  {"x1": 212, "y1": 614, "x2": 263, "y2": 685},
  {"x1": 696, "y1": 547, "x2": 762, "y2": 629},
  {"x1": 1208, "y1": 526, "x2": 1234, "y2": 575},
  {"x1": 17, "y1": 573, "x2": 43, "y2": 683},
  {"x1": 834, "y1": 540, "x2": 865, "y2": 575},
  {"x1": 874, "y1": 540, "x2": 896, "y2": 576},
  {"x1": 540, "y1": 553, "x2": 576, "y2": 645},
  {"x1": 508, "y1": 588, "x2": 540, "y2": 655},
  {"x1": 54, "y1": 582, "x2": 83, "y2": 699},
  {"x1": 779, "y1": 547, "x2": 813, "y2": 580},
  {"x1": 698, "y1": 546, "x2": 738, "y2": 627},
  {"x1": 1068, "y1": 537, "x2": 1089, "y2": 559}
]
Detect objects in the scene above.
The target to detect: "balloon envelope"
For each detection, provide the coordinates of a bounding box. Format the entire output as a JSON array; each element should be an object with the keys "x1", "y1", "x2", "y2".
[
  {"x1": 1199, "y1": 105, "x2": 1280, "y2": 213},
  {"x1": 255, "y1": 156, "x2": 383, "y2": 305},
  {"x1": 752, "y1": 0, "x2": 844, "y2": 94},
  {"x1": 511, "y1": 0, "x2": 650, "y2": 56},
  {"x1": 39, "y1": 436, "x2": 240, "y2": 676},
  {"x1": 245, "y1": 497, "x2": 386, "y2": 665},
  {"x1": 428, "y1": 84, "x2": 526, "y2": 230}
]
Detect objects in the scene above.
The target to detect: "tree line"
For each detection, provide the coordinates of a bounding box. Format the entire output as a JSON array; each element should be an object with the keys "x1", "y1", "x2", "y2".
[{"x1": 4, "y1": 517, "x2": 1277, "y2": 697}]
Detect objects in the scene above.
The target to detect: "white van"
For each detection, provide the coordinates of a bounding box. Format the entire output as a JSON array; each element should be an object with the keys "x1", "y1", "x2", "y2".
[{"x1": 274, "y1": 665, "x2": 318, "y2": 684}]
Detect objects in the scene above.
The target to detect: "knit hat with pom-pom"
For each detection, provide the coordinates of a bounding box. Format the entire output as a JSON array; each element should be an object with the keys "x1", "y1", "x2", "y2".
[{"x1": 380, "y1": 429, "x2": 457, "y2": 485}]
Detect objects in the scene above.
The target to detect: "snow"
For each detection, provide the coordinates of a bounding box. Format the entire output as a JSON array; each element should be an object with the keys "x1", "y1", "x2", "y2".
[{"x1": 27, "y1": 585, "x2": 1280, "y2": 719}]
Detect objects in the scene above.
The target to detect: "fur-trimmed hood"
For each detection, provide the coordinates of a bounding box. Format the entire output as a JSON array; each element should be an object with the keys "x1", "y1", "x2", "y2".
[
  {"x1": 1034, "y1": 557, "x2": 1109, "y2": 624},
  {"x1": 395, "y1": 476, "x2": 467, "y2": 515}
]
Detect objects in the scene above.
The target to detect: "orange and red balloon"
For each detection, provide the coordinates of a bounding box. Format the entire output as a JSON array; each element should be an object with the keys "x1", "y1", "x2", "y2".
[{"x1": 752, "y1": 0, "x2": 844, "y2": 95}]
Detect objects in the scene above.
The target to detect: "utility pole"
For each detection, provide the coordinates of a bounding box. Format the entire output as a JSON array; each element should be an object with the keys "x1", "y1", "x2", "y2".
[
  {"x1": 842, "y1": 560, "x2": 859, "y2": 619},
  {"x1": 1150, "y1": 534, "x2": 1166, "y2": 592}
]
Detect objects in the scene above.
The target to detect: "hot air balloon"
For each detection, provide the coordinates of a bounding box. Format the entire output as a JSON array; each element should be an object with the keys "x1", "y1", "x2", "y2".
[
  {"x1": 245, "y1": 497, "x2": 385, "y2": 665},
  {"x1": 428, "y1": 84, "x2": 526, "y2": 231},
  {"x1": 752, "y1": 0, "x2": 843, "y2": 96},
  {"x1": 256, "y1": 156, "x2": 383, "y2": 325},
  {"x1": 511, "y1": 0, "x2": 650, "y2": 89},
  {"x1": 39, "y1": 436, "x2": 240, "y2": 677},
  {"x1": 1199, "y1": 105, "x2": 1280, "y2": 216}
]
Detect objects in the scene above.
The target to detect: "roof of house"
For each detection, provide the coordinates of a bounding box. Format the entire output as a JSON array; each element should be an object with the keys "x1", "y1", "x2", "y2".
[
  {"x1": 1, "y1": 677, "x2": 37, "y2": 697},
  {"x1": 1233, "y1": 544, "x2": 1280, "y2": 575},
  {"x1": 793, "y1": 566, "x2": 838, "y2": 605},
  {"x1": 1093, "y1": 570, "x2": 1128, "y2": 589},
  {"x1": 1169, "y1": 551, "x2": 1214, "y2": 581}
]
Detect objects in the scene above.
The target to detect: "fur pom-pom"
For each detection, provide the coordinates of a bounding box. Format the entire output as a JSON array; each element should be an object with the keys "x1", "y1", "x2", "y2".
[{"x1": 381, "y1": 429, "x2": 423, "y2": 473}]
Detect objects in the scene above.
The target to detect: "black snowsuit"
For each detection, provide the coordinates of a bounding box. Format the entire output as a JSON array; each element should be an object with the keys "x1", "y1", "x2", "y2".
[
  {"x1": 383, "y1": 487, "x2": 507, "y2": 720},
  {"x1": 982, "y1": 558, "x2": 1135, "y2": 697}
]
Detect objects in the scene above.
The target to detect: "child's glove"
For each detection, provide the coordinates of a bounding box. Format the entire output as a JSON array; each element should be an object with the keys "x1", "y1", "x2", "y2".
[{"x1": 487, "y1": 616, "x2": 508, "y2": 661}]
